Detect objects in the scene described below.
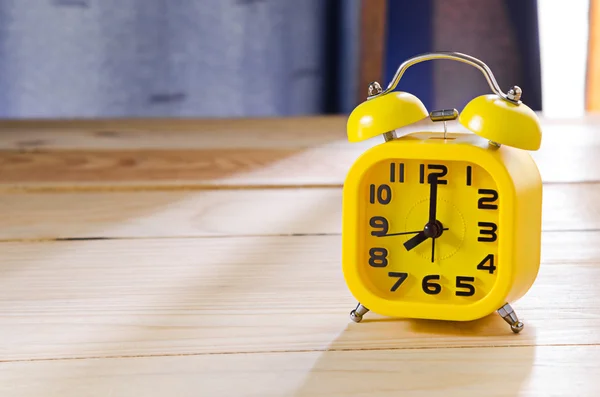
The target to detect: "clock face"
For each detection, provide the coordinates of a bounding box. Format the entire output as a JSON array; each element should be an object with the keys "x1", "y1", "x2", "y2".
[{"x1": 358, "y1": 158, "x2": 499, "y2": 305}]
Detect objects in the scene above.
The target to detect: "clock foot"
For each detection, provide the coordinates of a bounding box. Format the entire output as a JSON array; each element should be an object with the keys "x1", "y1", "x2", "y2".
[
  {"x1": 497, "y1": 303, "x2": 524, "y2": 333},
  {"x1": 350, "y1": 303, "x2": 369, "y2": 323}
]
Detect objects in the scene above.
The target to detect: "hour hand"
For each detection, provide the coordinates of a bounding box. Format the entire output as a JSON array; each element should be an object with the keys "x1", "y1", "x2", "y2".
[{"x1": 403, "y1": 231, "x2": 427, "y2": 251}]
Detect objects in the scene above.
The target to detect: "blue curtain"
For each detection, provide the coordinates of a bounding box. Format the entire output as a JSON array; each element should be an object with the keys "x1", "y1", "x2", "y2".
[{"x1": 0, "y1": 0, "x2": 359, "y2": 118}]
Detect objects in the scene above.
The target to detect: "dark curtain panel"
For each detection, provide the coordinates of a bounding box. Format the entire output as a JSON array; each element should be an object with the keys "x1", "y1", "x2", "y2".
[{"x1": 383, "y1": 0, "x2": 542, "y2": 112}]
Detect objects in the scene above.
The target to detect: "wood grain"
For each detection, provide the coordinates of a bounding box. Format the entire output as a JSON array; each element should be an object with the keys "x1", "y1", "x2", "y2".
[
  {"x1": 0, "y1": 115, "x2": 597, "y2": 150},
  {"x1": 1, "y1": 146, "x2": 597, "y2": 189},
  {"x1": 1, "y1": 232, "x2": 599, "y2": 362},
  {"x1": 0, "y1": 117, "x2": 349, "y2": 149},
  {"x1": 0, "y1": 116, "x2": 599, "y2": 189},
  {"x1": 1, "y1": 345, "x2": 599, "y2": 397},
  {"x1": 0, "y1": 183, "x2": 597, "y2": 240}
]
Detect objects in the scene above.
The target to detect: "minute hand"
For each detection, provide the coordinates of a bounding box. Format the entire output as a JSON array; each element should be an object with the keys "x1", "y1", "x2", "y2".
[{"x1": 428, "y1": 174, "x2": 438, "y2": 222}]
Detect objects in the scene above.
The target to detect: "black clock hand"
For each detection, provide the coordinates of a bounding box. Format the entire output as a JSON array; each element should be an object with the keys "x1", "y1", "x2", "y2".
[
  {"x1": 428, "y1": 174, "x2": 438, "y2": 223},
  {"x1": 403, "y1": 227, "x2": 449, "y2": 251},
  {"x1": 427, "y1": 174, "x2": 440, "y2": 262},
  {"x1": 404, "y1": 174, "x2": 444, "y2": 252},
  {"x1": 403, "y1": 231, "x2": 427, "y2": 250},
  {"x1": 378, "y1": 230, "x2": 425, "y2": 237}
]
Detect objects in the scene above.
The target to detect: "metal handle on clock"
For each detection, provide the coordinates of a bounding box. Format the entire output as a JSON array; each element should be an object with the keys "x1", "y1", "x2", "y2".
[{"x1": 372, "y1": 51, "x2": 519, "y2": 104}]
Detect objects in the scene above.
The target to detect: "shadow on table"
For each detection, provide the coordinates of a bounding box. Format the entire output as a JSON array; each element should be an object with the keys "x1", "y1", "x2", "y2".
[{"x1": 293, "y1": 313, "x2": 537, "y2": 397}]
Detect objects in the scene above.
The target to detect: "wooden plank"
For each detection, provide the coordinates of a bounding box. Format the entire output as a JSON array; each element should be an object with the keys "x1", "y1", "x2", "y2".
[
  {"x1": 0, "y1": 117, "x2": 598, "y2": 188},
  {"x1": 0, "y1": 183, "x2": 597, "y2": 240},
  {"x1": 1, "y1": 232, "x2": 600, "y2": 361},
  {"x1": 0, "y1": 115, "x2": 597, "y2": 150},
  {"x1": 541, "y1": 182, "x2": 600, "y2": 231},
  {"x1": 0, "y1": 145, "x2": 597, "y2": 189},
  {"x1": 0, "y1": 117, "x2": 349, "y2": 150},
  {"x1": 1, "y1": 345, "x2": 599, "y2": 397},
  {"x1": 0, "y1": 148, "x2": 320, "y2": 187},
  {"x1": 0, "y1": 188, "x2": 342, "y2": 240}
]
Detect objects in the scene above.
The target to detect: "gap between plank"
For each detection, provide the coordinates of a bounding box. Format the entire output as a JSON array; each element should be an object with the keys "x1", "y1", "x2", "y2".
[
  {"x1": 2, "y1": 342, "x2": 600, "y2": 364},
  {"x1": 0, "y1": 233, "x2": 341, "y2": 244},
  {"x1": 0, "y1": 229, "x2": 596, "y2": 244},
  {"x1": 0, "y1": 180, "x2": 598, "y2": 194},
  {"x1": 0, "y1": 183, "x2": 344, "y2": 194}
]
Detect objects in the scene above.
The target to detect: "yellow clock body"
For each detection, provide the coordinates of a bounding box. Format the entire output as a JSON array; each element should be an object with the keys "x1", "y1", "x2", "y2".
[
  {"x1": 341, "y1": 133, "x2": 542, "y2": 321},
  {"x1": 341, "y1": 52, "x2": 543, "y2": 333}
]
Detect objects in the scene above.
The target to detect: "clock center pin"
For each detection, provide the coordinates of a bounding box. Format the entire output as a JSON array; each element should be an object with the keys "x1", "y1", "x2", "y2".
[{"x1": 423, "y1": 220, "x2": 445, "y2": 238}]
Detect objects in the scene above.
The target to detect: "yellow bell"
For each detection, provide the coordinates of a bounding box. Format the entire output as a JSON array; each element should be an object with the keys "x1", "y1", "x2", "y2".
[
  {"x1": 346, "y1": 90, "x2": 428, "y2": 142},
  {"x1": 346, "y1": 53, "x2": 542, "y2": 151},
  {"x1": 459, "y1": 89, "x2": 542, "y2": 151}
]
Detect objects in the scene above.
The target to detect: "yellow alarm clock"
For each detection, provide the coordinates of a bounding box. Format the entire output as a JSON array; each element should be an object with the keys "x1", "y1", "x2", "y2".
[{"x1": 341, "y1": 52, "x2": 542, "y2": 333}]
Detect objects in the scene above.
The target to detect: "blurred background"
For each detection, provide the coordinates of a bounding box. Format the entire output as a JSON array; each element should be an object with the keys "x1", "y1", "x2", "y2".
[{"x1": 0, "y1": 0, "x2": 596, "y2": 120}]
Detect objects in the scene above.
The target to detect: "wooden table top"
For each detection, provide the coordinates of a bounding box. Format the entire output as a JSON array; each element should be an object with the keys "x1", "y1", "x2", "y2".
[{"x1": 0, "y1": 115, "x2": 599, "y2": 396}]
